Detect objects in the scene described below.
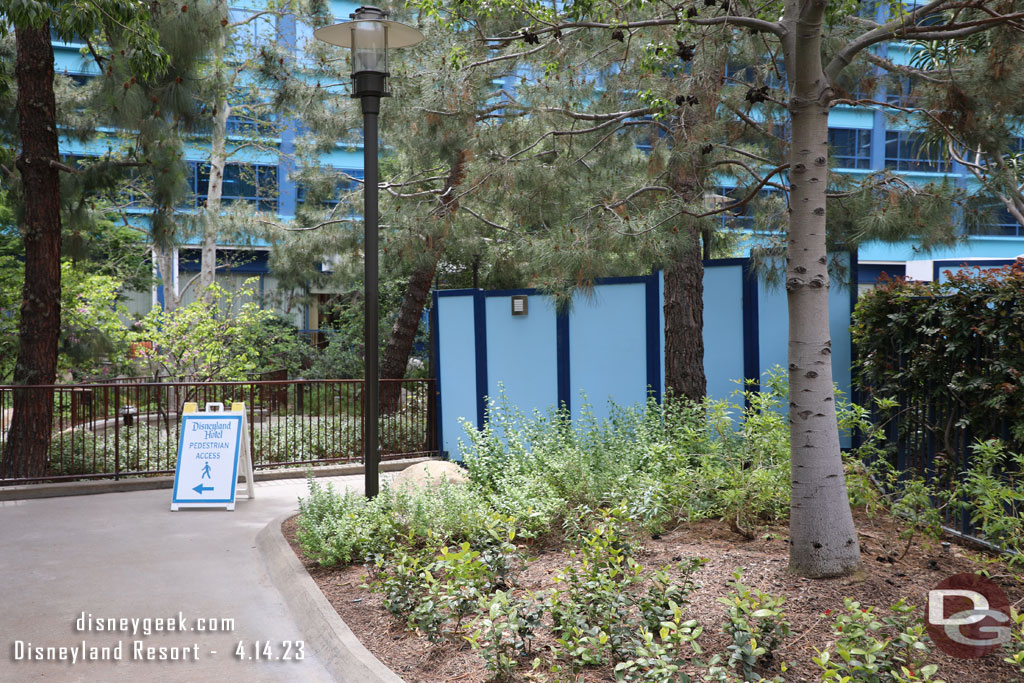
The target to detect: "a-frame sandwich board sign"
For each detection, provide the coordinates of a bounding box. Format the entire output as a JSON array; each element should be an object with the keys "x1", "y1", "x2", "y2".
[{"x1": 171, "y1": 402, "x2": 255, "y2": 511}]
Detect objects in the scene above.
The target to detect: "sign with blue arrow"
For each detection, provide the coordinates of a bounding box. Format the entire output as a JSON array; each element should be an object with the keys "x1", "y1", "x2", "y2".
[{"x1": 171, "y1": 403, "x2": 251, "y2": 511}]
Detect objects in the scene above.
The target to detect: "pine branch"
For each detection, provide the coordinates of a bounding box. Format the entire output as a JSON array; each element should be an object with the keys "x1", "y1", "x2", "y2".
[
  {"x1": 717, "y1": 144, "x2": 775, "y2": 165},
  {"x1": 692, "y1": 162, "x2": 790, "y2": 217},
  {"x1": 462, "y1": 206, "x2": 513, "y2": 232},
  {"x1": 861, "y1": 52, "x2": 950, "y2": 84},
  {"x1": 468, "y1": 40, "x2": 553, "y2": 69},
  {"x1": 84, "y1": 38, "x2": 106, "y2": 69},
  {"x1": 830, "y1": 97, "x2": 968, "y2": 150},
  {"x1": 602, "y1": 185, "x2": 674, "y2": 210},
  {"x1": 255, "y1": 218, "x2": 354, "y2": 232},
  {"x1": 712, "y1": 159, "x2": 788, "y2": 192},
  {"x1": 825, "y1": 0, "x2": 1024, "y2": 82},
  {"x1": 50, "y1": 158, "x2": 101, "y2": 174},
  {"x1": 724, "y1": 102, "x2": 780, "y2": 141},
  {"x1": 688, "y1": 14, "x2": 787, "y2": 38},
  {"x1": 383, "y1": 187, "x2": 444, "y2": 199},
  {"x1": 540, "y1": 106, "x2": 651, "y2": 122},
  {"x1": 481, "y1": 9, "x2": 687, "y2": 43},
  {"x1": 382, "y1": 174, "x2": 450, "y2": 190},
  {"x1": 228, "y1": 9, "x2": 278, "y2": 29}
]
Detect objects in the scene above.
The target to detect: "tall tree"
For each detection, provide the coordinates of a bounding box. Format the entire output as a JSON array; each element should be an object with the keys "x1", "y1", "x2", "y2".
[
  {"x1": 427, "y1": 0, "x2": 1024, "y2": 577},
  {"x1": 267, "y1": 12, "x2": 534, "y2": 403},
  {"x1": 911, "y1": 29, "x2": 1024, "y2": 230},
  {"x1": 0, "y1": 0, "x2": 167, "y2": 478},
  {"x1": 291, "y1": 3, "x2": 749, "y2": 403},
  {"x1": 2, "y1": 20, "x2": 62, "y2": 479}
]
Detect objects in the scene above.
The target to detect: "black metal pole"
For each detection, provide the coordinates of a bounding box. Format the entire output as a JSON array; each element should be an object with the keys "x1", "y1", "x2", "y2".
[{"x1": 362, "y1": 94, "x2": 380, "y2": 499}]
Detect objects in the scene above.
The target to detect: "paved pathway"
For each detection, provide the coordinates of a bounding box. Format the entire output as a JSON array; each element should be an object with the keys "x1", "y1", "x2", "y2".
[{"x1": 0, "y1": 475, "x2": 374, "y2": 682}]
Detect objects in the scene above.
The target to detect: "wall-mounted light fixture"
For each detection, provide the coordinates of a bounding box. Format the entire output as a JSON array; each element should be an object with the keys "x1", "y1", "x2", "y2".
[{"x1": 511, "y1": 295, "x2": 528, "y2": 316}]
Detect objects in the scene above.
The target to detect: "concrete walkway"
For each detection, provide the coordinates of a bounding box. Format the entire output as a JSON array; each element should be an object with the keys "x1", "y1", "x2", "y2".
[{"x1": 0, "y1": 474, "x2": 398, "y2": 682}]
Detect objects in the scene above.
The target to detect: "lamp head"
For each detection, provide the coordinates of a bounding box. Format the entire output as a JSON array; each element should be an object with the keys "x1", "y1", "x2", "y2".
[{"x1": 313, "y1": 6, "x2": 424, "y2": 99}]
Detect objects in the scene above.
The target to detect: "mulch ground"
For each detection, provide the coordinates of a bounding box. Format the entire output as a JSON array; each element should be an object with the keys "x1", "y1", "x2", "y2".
[{"x1": 282, "y1": 510, "x2": 1024, "y2": 682}]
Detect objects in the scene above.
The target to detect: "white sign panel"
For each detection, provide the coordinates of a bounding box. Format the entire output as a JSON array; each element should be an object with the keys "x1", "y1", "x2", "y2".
[{"x1": 171, "y1": 414, "x2": 243, "y2": 510}]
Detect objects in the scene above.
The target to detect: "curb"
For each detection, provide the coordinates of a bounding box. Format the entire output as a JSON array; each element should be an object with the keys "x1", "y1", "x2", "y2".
[
  {"x1": 257, "y1": 513, "x2": 406, "y2": 683},
  {"x1": 0, "y1": 457, "x2": 435, "y2": 501}
]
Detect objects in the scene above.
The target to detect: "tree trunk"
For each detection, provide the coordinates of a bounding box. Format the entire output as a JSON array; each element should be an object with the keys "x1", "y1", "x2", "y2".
[
  {"x1": 1, "y1": 23, "x2": 62, "y2": 480},
  {"x1": 663, "y1": 237, "x2": 705, "y2": 402},
  {"x1": 200, "y1": 32, "x2": 230, "y2": 297},
  {"x1": 378, "y1": 150, "x2": 470, "y2": 412},
  {"x1": 784, "y1": 0, "x2": 861, "y2": 578},
  {"x1": 660, "y1": 47, "x2": 728, "y2": 402},
  {"x1": 380, "y1": 261, "x2": 437, "y2": 413},
  {"x1": 154, "y1": 244, "x2": 182, "y2": 311}
]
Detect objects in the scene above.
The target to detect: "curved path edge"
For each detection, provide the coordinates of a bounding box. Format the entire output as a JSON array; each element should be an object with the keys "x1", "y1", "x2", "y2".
[{"x1": 257, "y1": 513, "x2": 406, "y2": 683}]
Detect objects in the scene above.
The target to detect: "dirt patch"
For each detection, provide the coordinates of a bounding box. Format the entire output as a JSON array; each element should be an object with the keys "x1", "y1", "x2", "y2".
[{"x1": 282, "y1": 512, "x2": 1024, "y2": 682}]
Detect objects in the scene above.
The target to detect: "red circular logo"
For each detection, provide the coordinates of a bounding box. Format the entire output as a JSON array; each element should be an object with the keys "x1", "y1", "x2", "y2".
[{"x1": 926, "y1": 573, "x2": 1011, "y2": 658}]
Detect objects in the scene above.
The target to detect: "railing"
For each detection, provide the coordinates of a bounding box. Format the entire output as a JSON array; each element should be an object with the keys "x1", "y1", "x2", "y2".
[
  {"x1": 0, "y1": 378, "x2": 436, "y2": 485},
  {"x1": 861, "y1": 328, "x2": 1019, "y2": 539}
]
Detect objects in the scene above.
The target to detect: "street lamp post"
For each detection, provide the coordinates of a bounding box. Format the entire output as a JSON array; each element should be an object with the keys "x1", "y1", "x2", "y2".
[{"x1": 314, "y1": 7, "x2": 423, "y2": 498}]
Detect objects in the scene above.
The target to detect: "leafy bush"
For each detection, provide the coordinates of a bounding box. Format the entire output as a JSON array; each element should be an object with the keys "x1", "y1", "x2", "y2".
[
  {"x1": 706, "y1": 569, "x2": 790, "y2": 682},
  {"x1": 461, "y1": 375, "x2": 791, "y2": 538},
  {"x1": 130, "y1": 281, "x2": 304, "y2": 381},
  {"x1": 48, "y1": 424, "x2": 177, "y2": 476},
  {"x1": 297, "y1": 374, "x2": 796, "y2": 573},
  {"x1": 959, "y1": 439, "x2": 1024, "y2": 563},
  {"x1": 813, "y1": 599, "x2": 938, "y2": 682},
  {"x1": 854, "y1": 264, "x2": 1024, "y2": 453},
  {"x1": 1006, "y1": 608, "x2": 1024, "y2": 673},
  {"x1": 295, "y1": 478, "x2": 401, "y2": 567},
  {"x1": 297, "y1": 476, "x2": 517, "y2": 567}
]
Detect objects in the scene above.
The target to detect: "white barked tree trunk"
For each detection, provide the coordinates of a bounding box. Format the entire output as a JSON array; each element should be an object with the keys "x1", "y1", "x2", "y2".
[{"x1": 782, "y1": 0, "x2": 861, "y2": 578}]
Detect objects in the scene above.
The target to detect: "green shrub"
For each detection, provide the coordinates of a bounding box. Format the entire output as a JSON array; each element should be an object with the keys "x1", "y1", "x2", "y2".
[
  {"x1": 854, "y1": 264, "x2": 1024, "y2": 454},
  {"x1": 706, "y1": 568, "x2": 790, "y2": 682},
  {"x1": 461, "y1": 375, "x2": 792, "y2": 537},
  {"x1": 1005, "y1": 608, "x2": 1024, "y2": 673},
  {"x1": 47, "y1": 424, "x2": 177, "y2": 476},
  {"x1": 813, "y1": 599, "x2": 938, "y2": 682},
  {"x1": 960, "y1": 439, "x2": 1024, "y2": 563},
  {"x1": 295, "y1": 478, "x2": 400, "y2": 566}
]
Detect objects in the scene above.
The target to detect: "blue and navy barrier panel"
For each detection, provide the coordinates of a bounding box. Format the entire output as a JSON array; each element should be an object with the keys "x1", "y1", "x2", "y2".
[{"x1": 432, "y1": 255, "x2": 857, "y2": 459}]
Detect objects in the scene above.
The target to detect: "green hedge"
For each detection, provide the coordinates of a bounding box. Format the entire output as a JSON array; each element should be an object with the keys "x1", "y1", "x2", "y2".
[{"x1": 853, "y1": 262, "x2": 1024, "y2": 451}]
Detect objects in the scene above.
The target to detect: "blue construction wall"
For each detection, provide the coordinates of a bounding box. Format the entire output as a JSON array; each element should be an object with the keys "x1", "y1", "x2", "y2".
[{"x1": 433, "y1": 257, "x2": 857, "y2": 459}]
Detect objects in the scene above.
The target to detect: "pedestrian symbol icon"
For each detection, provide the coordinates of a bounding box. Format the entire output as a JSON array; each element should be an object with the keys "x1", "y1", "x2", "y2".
[{"x1": 202, "y1": 462, "x2": 212, "y2": 479}]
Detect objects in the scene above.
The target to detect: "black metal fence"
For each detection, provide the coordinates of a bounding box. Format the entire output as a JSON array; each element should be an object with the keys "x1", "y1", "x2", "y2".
[
  {"x1": 0, "y1": 378, "x2": 436, "y2": 484},
  {"x1": 863, "y1": 329, "x2": 1020, "y2": 538}
]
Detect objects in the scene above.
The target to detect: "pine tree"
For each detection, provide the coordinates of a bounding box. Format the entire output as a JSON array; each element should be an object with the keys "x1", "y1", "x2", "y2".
[
  {"x1": 416, "y1": 0, "x2": 1024, "y2": 578},
  {"x1": 0, "y1": 1, "x2": 168, "y2": 478},
  {"x1": 910, "y1": 28, "x2": 1024, "y2": 230}
]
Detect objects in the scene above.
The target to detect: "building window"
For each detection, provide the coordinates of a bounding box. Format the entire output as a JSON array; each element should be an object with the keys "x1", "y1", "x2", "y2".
[
  {"x1": 968, "y1": 199, "x2": 1023, "y2": 237},
  {"x1": 884, "y1": 77, "x2": 917, "y2": 107},
  {"x1": 829, "y1": 128, "x2": 872, "y2": 169},
  {"x1": 192, "y1": 162, "x2": 279, "y2": 212},
  {"x1": 227, "y1": 8, "x2": 277, "y2": 58},
  {"x1": 884, "y1": 131, "x2": 950, "y2": 173},
  {"x1": 297, "y1": 169, "x2": 364, "y2": 207}
]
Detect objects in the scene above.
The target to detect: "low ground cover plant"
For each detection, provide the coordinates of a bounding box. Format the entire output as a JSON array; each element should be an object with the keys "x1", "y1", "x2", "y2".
[{"x1": 296, "y1": 377, "x2": 1024, "y2": 681}]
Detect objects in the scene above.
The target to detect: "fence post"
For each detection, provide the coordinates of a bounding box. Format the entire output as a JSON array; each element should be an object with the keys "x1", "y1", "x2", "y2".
[
  {"x1": 426, "y1": 378, "x2": 437, "y2": 453},
  {"x1": 113, "y1": 384, "x2": 120, "y2": 481}
]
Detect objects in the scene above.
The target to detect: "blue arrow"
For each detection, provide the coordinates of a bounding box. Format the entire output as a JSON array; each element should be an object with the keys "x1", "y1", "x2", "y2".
[{"x1": 193, "y1": 484, "x2": 214, "y2": 495}]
